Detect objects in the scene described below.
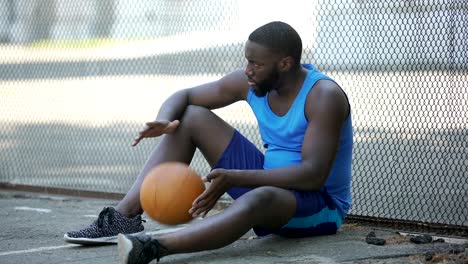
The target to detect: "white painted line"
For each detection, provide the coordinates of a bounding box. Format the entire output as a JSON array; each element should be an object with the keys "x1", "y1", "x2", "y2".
[
  {"x1": 0, "y1": 245, "x2": 77, "y2": 257},
  {"x1": 146, "y1": 226, "x2": 186, "y2": 236},
  {"x1": 0, "y1": 226, "x2": 187, "y2": 257},
  {"x1": 14, "y1": 206, "x2": 51, "y2": 213},
  {"x1": 84, "y1": 214, "x2": 98, "y2": 218}
]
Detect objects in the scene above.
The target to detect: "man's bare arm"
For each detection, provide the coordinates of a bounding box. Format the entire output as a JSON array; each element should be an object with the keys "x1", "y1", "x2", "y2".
[
  {"x1": 133, "y1": 70, "x2": 249, "y2": 146},
  {"x1": 220, "y1": 80, "x2": 349, "y2": 191},
  {"x1": 156, "y1": 69, "x2": 249, "y2": 121}
]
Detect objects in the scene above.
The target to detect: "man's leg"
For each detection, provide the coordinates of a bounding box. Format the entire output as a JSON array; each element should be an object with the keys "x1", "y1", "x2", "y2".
[
  {"x1": 160, "y1": 186, "x2": 296, "y2": 254},
  {"x1": 65, "y1": 106, "x2": 238, "y2": 244},
  {"x1": 119, "y1": 186, "x2": 297, "y2": 261},
  {"x1": 116, "y1": 105, "x2": 236, "y2": 217}
]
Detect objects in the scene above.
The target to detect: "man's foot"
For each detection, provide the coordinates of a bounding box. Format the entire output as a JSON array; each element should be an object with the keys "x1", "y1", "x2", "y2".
[
  {"x1": 118, "y1": 233, "x2": 168, "y2": 264},
  {"x1": 64, "y1": 207, "x2": 145, "y2": 245}
]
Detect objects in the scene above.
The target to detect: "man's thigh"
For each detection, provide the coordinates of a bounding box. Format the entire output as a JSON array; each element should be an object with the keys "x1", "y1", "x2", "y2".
[
  {"x1": 181, "y1": 105, "x2": 236, "y2": 167},
  {"x1": 232, "y1": 186, "x2": 297, "y2": 231},
  {"x1": 257, "y1": 190, "x2": 343, "y2": 238},
  {"x1": 229, "y1": 187, "x2": 342, "y2": 238},
  {"x1": 212, "y1": 129, "x2": 264, "y2": 173},
  {"x1": 210, "y1": 128, "x2": 342, "y2": 237}
]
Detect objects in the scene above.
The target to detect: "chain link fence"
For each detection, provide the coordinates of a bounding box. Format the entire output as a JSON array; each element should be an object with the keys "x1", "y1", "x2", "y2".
[{"x1": 0, "y1": 0, "x2": 466, "y2": 231}]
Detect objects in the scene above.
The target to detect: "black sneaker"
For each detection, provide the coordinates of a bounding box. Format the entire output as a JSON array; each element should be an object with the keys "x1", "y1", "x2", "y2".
[
  {"x1": 118, "y1": 233, "x2": 168, "y2": 264},
  {"x1": 64, "y1": 207, "x2": 145, "y2": 245}
]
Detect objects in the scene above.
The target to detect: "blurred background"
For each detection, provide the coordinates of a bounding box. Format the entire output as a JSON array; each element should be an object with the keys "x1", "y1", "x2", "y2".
[{"x1": 0, "y1": 0, "x2": 466, "y2": 233}]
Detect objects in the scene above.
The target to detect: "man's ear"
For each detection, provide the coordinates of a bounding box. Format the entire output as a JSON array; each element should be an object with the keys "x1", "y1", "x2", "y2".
[{"x1": 278, "y1": 56, "x2": 295, "y2": 72}]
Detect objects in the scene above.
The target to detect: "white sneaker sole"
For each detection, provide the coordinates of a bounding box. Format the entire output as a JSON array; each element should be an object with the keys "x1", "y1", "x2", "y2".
[
  {"x1": 63, "y1": 231, "x2": 144, "y2": 245},
  {"x1": 118, "y1": 234, "x2": 133, "y2": 264}
]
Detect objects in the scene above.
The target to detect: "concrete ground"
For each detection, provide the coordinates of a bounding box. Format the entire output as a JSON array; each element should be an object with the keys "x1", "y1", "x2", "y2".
[{"x1": 0, "y1": 190, "x2": 466, "y2": 264}]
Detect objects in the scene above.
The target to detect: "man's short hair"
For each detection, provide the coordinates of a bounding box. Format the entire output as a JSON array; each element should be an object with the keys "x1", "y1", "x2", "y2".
[{"x1": 248, "y1": 21, "x2": 302, "y2": 64}]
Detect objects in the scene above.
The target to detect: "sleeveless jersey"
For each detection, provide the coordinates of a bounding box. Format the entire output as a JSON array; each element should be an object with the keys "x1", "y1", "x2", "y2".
[{"x1": 246, "y1": 64, "x2": 353, "y2": 217}]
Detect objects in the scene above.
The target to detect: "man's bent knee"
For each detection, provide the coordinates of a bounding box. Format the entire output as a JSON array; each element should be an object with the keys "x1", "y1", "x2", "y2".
[
  {"x1": 180, "y1": 105, "x2": 211, "y2": 128},
  {"x1": 175, "y1": 105, "x2": 216, "y2": 136},
  {"x1": 238, "y1": 187, "x2": 297, "y2": 222},
  {"x1": 178, "y1": 105, "x2": 234, "y2": 167}
]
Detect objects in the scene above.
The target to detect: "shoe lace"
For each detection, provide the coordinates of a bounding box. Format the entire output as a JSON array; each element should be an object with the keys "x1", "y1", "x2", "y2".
[
  {"x1": 97, "y1": 207, "x2": 114, "y2": 228},
  {"x1": 141, "y1": 238, "x2": 168, "y2": 263}
]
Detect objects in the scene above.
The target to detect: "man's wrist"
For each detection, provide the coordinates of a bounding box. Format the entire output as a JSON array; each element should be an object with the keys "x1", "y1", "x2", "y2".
[{"x1": 226, "y1": 169, "x2": 241, "y2": 186}]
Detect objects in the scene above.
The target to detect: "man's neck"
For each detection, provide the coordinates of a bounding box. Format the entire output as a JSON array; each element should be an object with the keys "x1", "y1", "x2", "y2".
[{"x1": 274, "y1": 65, "x2": 308, "y2": 98}]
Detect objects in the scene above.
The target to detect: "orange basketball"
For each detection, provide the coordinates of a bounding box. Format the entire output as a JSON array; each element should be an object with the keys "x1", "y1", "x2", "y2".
[{"x1": 140, "y1": 162, "x2": 205, "y2": 225}]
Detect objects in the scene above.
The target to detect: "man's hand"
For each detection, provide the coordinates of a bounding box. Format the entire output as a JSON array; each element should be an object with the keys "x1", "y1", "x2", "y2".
[
  {"x1": 132, "y1": 120, "x2": 180, "y2": 147},
  {"x1": 189, "y1": 169, "x2": 234, "y2": 218}
]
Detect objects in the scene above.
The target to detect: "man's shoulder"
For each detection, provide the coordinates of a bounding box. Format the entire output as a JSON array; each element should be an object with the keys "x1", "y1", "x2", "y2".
[
  {"x1": 306, "y1": 79, "x2": 349, "y2": 119},
  {"x1": 308, "y1": 79, "x2": 344, "y2": 101}
]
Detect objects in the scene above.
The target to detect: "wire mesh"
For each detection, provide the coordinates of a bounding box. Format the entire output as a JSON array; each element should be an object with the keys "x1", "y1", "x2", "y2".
[{"x1": 0, "y1": 0, "x2": 466, "y2": 229}]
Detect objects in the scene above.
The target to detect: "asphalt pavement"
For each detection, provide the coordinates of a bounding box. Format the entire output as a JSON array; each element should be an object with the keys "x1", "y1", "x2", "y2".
[{"x1": 0, "y1": 190, "x2": 466, "y2": 264}]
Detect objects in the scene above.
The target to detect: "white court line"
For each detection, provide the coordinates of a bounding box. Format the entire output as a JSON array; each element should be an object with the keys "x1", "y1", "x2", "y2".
[
  {"x1": 0, "y1": 245, "x2": 77, "y2": 257},
  {"x1": 0, "y1": 226, "x2": 187, "y2": 257},
  {"x1": 84, "y1": 214, "x2": 98, "y2": 218},
  {"x1": 14, "y1": 206, "x2": 51, "y2": 213},
  {"x1": 146, "y1": 226, "x2": 186, "y2": 236}
]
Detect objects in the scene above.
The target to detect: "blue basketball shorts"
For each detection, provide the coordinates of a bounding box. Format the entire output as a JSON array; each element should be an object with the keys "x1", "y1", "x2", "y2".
[{"x1": 213, "y1": 130, "x2": 343, "y2": 238}]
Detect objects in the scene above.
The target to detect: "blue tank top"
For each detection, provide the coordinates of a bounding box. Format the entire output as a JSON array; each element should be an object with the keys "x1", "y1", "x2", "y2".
[{"x1": 247, "y1": 64, "x2": 353, "y2": 218}]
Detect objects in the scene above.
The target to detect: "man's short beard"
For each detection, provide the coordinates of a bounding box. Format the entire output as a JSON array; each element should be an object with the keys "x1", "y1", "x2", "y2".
[
  {"x1": 253, "y1": 70, "x2": 279, "y2": 97},
  {"x1": 254, "y1": 83, "x2": 271, "y2": 97}
]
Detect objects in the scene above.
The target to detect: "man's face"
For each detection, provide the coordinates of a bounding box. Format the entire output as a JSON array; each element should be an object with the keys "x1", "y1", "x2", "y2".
[{"x1": 244, "y1": 40, "x2": 281, "y2": 97}]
